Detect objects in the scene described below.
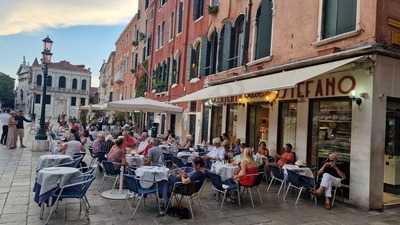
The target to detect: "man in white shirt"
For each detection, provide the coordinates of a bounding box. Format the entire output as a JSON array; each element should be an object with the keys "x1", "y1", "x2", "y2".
[
  {"x1": 0, "y1": 109, "x2": 10, "y2": 145},
  {"x1": 204, "y1": 137, "x2": 225, "y2": 161}
]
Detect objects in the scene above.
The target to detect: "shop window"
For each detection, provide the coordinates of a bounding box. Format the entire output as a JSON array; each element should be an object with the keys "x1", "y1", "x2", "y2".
[
  {"x1": 193, "y1": 0, "x2": 204, "y2": 20},
  {"x1": 255, "y1": 0, "x2": 273, "y2": 60},
  {"x1": 45, "y1": 95, "x2": 51, "y2": 104},
  {"x1": 190, "y1": 101, "x2": 197, "y2": 112},
  {"x1": 226, "y1": 105, "x2": 238, "y2": 142},
  {"x1": 246, "y1": 103, "x2": 269, "y2": 148},
  {"x1": 80, "y1": 98, "x2": 86, "y2": 106},
  {"x1": 71, "y1": 97, "x2": 77, "y2": 106},
  {"x1": 277, "y1": 101, "x2": 297, "y2": 154},
  {"x1": 46, "y1": 76, "x2": 52, "y2": 87},
  {"x1": 384, "y1": 98, "x2": 400, "y2": 198},
  {"x1": 177, "y1": 0, "x2": 184, "y2": 33},
  {"x1": 36, "y1": 74, "x2": 42, "y2": 86},
  {"x1": 81, "y1": 79, "x2": 87, "y2": 90},
  {"x1": 58, "y1": 76, "x2": 66, "y2": 88},
  {"x1": 35, "y1": 94, "x2": 41, "y2": 104},
  {"x1": 170, "y1": 114, "x2": 176, "y2": 134},
  {"x1": 321, "y1": 0, "x2": 357, "y2": 39},
  {"x1": 205, "y1": 31, "x2": 218, "y2": 75},
  {"x1": 161, "y1": 114, "x2": 166, "y2": 134},
  {"x1": 72, "y1": 78, "x2": 77, "y2": 89},
  {"x1": 202, "y1": 105, "x2": 211, "y2": 143},
  {"x1": 211, "y1": 105, "x2": 223, "y2": 141},
  {"x1": 308, "y1": 98, "x2": 352, "y2": 197},
  {"x1": 218, "y1": 21, "x2": 233, "y2": 72},
  {"x1": 189, "y1": 115, "x2": 196, "y2": 144},
  {"x1": 147, "y1": 112, "x2": 155, "y2": 130},
  {"x1": 232, "y1": 15, "x2": 246, "y2": 67}
]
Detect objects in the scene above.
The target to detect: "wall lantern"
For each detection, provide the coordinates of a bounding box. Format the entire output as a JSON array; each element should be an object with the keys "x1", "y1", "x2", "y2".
[{"x1": 350, "y1": 90, "x2": 362, "y2": 106}]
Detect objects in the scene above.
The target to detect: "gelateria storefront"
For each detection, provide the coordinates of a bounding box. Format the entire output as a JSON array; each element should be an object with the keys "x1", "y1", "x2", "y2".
[{"x1": 173, "y1": 55, "x2": 400, "y2": 209}]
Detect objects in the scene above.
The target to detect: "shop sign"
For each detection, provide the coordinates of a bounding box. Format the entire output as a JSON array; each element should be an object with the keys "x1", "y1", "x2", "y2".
[
  {"x1": 392, "y1": 32, "x2": 400, "y2": 46},
  {"x1": 213, "y1": 92, "x2": 274, "y2": 104},
  {"x1": 279, "y1": 75, "x2": 356, "y2": 99},
  {"x1": 388, "y1": 18, "x2": 400, "y2": 29}
]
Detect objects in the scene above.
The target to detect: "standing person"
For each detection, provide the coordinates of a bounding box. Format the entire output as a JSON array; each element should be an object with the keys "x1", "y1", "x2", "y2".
[
  {"x1": 6, "y1": 111, "x2": 17, "y2": 149},
  {"x1": 0, "y1": 109, "x2": 10, "y2": 145},
  {"x1": 15, "y1": 110, "x2": 31, "y2": 148}
]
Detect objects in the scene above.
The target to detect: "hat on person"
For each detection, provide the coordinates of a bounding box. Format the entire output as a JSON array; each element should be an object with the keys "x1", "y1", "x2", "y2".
[{"x1": 295, "y1": 160, "x2": 307, "y2": 167}]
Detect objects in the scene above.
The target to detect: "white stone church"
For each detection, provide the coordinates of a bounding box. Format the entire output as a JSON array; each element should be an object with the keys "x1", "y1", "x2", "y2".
[{"x1": 15, "y1": 57, "x2": 91, "y2": 120}]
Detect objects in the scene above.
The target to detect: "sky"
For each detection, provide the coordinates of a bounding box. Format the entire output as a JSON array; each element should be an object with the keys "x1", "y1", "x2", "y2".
[{"x1": 0, "y1": 0, "x2": 138, "y2": 87}]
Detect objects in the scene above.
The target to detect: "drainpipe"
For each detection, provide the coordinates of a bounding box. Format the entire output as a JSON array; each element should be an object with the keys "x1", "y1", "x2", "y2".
[
  {"x1": 168, "y1": 0, "x2": 178, "y2": 102},
  {"x1": 149, "y1": 0, "x2": 158, "y2": 95},
  {"x1": 182, "y1": 0, "x2": 192, "y2": 95}
]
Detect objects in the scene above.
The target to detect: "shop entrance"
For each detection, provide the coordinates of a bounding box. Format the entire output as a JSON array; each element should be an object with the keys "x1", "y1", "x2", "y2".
[
  {"x1": 308, "y1": 98, "x2": 352, "y2": 198},
  {"x1": 383, "y1": 98, "x2": 400, "y2": 205},
  {"x1": 246, "y1": 103, "x2": 269, "y2": 148}
]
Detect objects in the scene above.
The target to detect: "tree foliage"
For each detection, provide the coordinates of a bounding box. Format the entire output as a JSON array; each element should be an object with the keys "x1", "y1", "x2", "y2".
[{"x1": 0, "y1": 72, "x2": 15, "y2": 108}]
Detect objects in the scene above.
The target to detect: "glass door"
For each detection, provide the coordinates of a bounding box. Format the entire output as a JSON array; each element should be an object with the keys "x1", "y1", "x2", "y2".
[
  {"x1": 384, "y1": 98, "x2": 400, "y2": 205},
  {"x1": 308, "y1": 98, "x2": 352, "y2": 198}
]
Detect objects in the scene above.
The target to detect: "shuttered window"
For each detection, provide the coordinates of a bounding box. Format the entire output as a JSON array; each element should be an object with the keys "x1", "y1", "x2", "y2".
[
  {"x1": 193, "y1": 0, "x2": 204, "y2": 20},
  {"x1": 172, "y1": 54, "x2": 180, "y2": 84},
  {"x1": 232, "y1": 15, "x2": 245, "y2": 68},
  {"x1": 218, "y1": 22, "x2": 232, "y2": 72},
  {"x1": 322, "y1": 0, "x2": 357, "y2": 39},
  {"x1": 205, "y1": 31, "x2": 218, "y2": 75},
  {"x1": 255, "y1": 0, "x2": 273, "y2": 60},
  {"x1": 189, "y1": 44, "x2": 200, "y2": 79}
]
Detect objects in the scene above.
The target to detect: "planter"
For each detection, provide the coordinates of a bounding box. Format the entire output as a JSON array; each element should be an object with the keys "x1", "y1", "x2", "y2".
[{"x1": 208, "y1": 5, "x2": 219, "y2": 15}]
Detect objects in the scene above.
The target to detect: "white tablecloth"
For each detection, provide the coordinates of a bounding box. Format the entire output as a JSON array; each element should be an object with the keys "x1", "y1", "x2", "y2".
[
  {"x1": 37, "y1": 155, "x2": 72, "y2": 171},
  {"x1": 283, "y1": 165, "x2": 314, "y2": 178},
  {"x1": 126, "y1": 155, "x2": 144, "y2": 168},
  {"x1": 135, "y1": 166, "x2": 169, "y2": 188},
  {"x1": 36, "y1": 167, "x2": 80, "y2": 196},
  {"x1": 211, "y1": 162, "x2": 237, "y2": 181}
]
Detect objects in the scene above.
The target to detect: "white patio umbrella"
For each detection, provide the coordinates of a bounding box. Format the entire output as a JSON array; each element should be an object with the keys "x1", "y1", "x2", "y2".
[
  {"x1": 79, "y1": 103, "x2": 109, "y2": 111},
  {"x1": 107, "y1": 97, "x2": 182, "y2": 113}
]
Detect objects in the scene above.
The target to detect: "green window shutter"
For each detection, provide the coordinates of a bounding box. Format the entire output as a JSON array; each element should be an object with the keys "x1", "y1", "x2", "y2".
[
  {"x1": 199, "y1": 36, "x2": 208, "y2": 76},
  {"x1": 337, "y1": 0, "x2": 356, "y2": 35},
  {"x1": 255, "y1": 0, "x2": 273, "y2": 59},
  {"x1": 172, "y1": 58, "x2": 177, "y2": 84},
  {"x1": 322, "y1": 0, "x2": 338, "y2": 39},
  {"x1": 186, "y1": 45, "x2": 192, "y2": 80},
  {"x1": 241, "y1": 14, "x2": 248, "y2": 65},
  {"x1": 222, "y1": 22, "x2": 232, "y2": 71},
  {"x1": 166, "y1": 58, "x2": 170, "y2": 86}
]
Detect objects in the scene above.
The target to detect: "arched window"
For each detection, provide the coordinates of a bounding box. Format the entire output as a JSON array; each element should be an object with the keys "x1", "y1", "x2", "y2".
[
  {"x1": 46, "y1": 76, "x2": 52, "y2": 87},
  {"x1": 58, "y1": 76, "x2": 66, "y2": 88},
  {"x1": 72, "y1": 79, "x2": 77, "y2": 89},
  {"x1": 189, "y1": 42, "x2": 200, "y2": 79},
  {"x1": 36, "y1": 75, "x2": 42, "y2": 86},
  {"x1": 232, "y1": 15, "x2": 245, "y2": 67},
  {"x1": 81, "y1": 79, "x2": 87, "y2": 90},
  {"x1": 255, "y1": 0, "x2": 273, "y2": 60},
  {"x1": 218, "y1": 21, "x2": 233, "y2": 72},
  {"x1": 206, "y1": 31, "x2": 218, "y2": 75}
]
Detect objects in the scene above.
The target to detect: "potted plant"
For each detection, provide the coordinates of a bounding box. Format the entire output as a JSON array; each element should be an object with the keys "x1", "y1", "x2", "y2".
[{"x1": 208, "y1": 5, "x2": 219, "y2": 14}]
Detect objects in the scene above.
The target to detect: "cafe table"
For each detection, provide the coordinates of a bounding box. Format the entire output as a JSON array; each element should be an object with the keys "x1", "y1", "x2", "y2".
[
  {"x1": 36, "y1": 154, "x2": 72, "y2": 171},
  {"x1": 135, "y1": 166, "x2": 169, "y2": 188},
  {"x1": 100, "y1": 165, "x2": 130, "y2": 200},
  {"x1": 211, "y1": 161, "x2": 238, "y2": 181},
  {"x1": 33, "y1": 166, "x2": 81, "y2": 218}
]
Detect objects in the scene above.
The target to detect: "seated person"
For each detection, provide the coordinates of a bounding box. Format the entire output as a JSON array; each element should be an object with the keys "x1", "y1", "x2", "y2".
[
  {"x1": 254, "y1": 141, "x2": 270, "y2": 166},
  {"x1": 232, "y1": 138, "x2": 241, "y2": 156},
  {"x1": 60, "y1": 136, "x2": 84, "y2": 157},
  {"x1": 158, "y1": 157, "x2": 206, "y2": 212},
  {"x1": 92, "y1": 132, "x2": 105, "y2": 154},
  {"x1": 233, "y1": 147, "x2": 258, "y2": 187},
  {"x1": 147, "y1": 138, "x2": 162, "y2": 166},
  {"x1": 142, "y1": 138, "x2": 155, "y2": 157},
  {"x1": 70, "y1": 128, "x2": 81, "y2": 142},
  {"x1": 276, "y1": 143, "x2": 295, "y2": 168},
  {"x1": 313, "y1": 153, "x2": 346, "y2": 209},
  {"x1": 107, "y1": 136, "x2": 126, "y2": 167},
  {"x1": 181, "y1": 134, "x2": 193, "y2": 149},
  {"x1": 121, "y1": 129, "x2": 137, "y2": 151},
  {"x1": 203, "y1": 137, "x2": 225, "y2": 161}
]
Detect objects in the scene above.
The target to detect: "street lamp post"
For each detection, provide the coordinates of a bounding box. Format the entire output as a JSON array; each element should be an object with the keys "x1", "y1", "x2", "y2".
[{"x1": 35, "y1": 36, "x2": 53, "y2": 141}]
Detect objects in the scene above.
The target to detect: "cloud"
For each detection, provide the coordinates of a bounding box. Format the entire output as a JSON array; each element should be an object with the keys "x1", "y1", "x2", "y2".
[{"x1": 0, "y1": 0, "x2": 137, "y2": 35}]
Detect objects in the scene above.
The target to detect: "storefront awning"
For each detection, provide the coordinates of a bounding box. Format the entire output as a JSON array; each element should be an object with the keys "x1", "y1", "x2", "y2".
[
  {"x1": 171, "y1": 57, "x2": 362, "y2": 103},
  {"x1": 79, "y1": 103, "x2": 109, "y2": 111},
  {"x1": 108, "y1": 97, "x2": 183, "y2": 113}
]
